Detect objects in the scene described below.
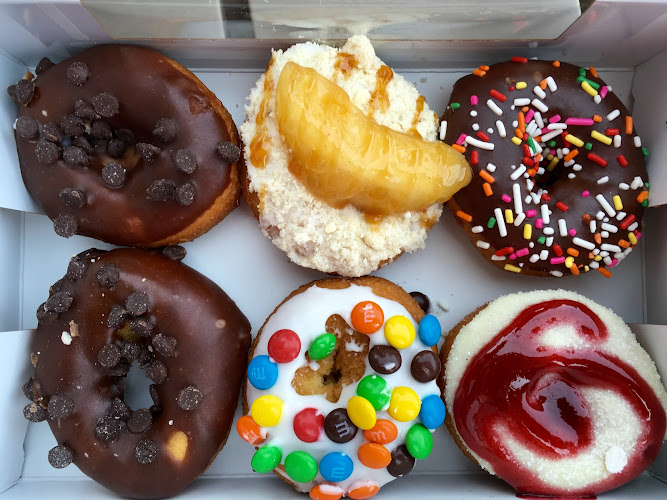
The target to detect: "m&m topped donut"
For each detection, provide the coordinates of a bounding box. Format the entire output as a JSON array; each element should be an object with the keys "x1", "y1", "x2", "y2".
[{"x1": 240, "y1": 277, "x2": 444, "y2": 498}]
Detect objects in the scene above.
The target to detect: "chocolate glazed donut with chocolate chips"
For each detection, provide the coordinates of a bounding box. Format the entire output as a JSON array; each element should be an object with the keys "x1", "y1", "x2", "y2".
[
  {"x1": 25, "y1": 247, "x2": 251, "y2": 498},
  {"x1": 9, "y1": 46, "x2": 242, "y2": 246}
]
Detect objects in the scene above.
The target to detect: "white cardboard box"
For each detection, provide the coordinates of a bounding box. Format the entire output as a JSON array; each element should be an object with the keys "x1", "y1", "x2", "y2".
[{"x1": 1, "y1": 0, "x2": 667, "y2": 498}]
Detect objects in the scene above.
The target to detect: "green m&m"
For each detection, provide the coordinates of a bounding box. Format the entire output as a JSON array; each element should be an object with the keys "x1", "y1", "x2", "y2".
[
  {"x1": 356, "y1": 375, "x2": 390, "y2": 410},
  {"x1": 251, "y1": 446, "x2": 282, "y2": 473},
  {"x1": 405, "y1": 424, "x2": 433, "y2": 460},
  {"x1": 284, "y1": 451, "x2": 318, "y2": 482},
  {"x1": 308, "y1": 333, "x2": 336, "y2": 361}
]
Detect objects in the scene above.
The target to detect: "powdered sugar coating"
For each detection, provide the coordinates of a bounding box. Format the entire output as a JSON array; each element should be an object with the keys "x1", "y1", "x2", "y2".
[{"x1": 240, "y1": 35, "x2": 441, "y2": 277}]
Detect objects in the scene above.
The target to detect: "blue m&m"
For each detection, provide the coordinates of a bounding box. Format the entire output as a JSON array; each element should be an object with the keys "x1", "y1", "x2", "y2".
[
  {"x1": 418, "y1": 315, "x2": 441, "y2": 346},
  {"x1": 247, "y1": 355, "x2": 278, "y2": 390},
  {"x1": 319, "y1": 451, "x2": 354, "y2": 482},
  {"x1": 419, "y1": 394, "x2": 446, "y2": 429}
]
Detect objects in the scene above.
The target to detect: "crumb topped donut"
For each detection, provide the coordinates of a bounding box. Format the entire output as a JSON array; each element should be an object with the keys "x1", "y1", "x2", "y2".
[
  {"x1": 440, "y1": 290, "x2": 667, "y2": 497},
  {"x1": 241, "y1": 35, "x2": 470, "y2": 277},
  {"x1": 441, "y1": 59, "x2": 649, "y2": 277},
  {"x1": 23, "y1": 247, "x2": 251, "y2": 498},
  {"x1": 239, "y1": 277, "x2": 445, "y2": 498},
  {"x1": 9, "y1": 45, "x2": 242, "y2": 246}
]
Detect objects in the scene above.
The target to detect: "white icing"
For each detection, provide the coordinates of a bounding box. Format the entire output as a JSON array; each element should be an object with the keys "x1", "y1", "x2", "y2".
[{"x1": 246, "y1": 283, "x2": 440, "y2": 494}]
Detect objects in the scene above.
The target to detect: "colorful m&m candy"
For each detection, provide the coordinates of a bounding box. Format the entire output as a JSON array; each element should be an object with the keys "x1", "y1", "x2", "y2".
[
  {"x1": 320, "y1": 452, "x2": 354, "y2": 482},
  {"x1": 247, "y1": 355, "x2": 278, "y2": 390}
]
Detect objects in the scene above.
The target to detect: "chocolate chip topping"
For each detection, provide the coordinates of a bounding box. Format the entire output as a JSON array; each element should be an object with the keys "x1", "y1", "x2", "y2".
[
  {"x1": 147, "y1": 179, "x2": 176, "y2": 201},
  {"x1": 91, "y1": 138, "x2": 108, "y2": 153},
  {"x1": 101, "y1": 162, "x2": 127, "y2": 187},
  {"x1": 149, "y1": 384, "x2": 160, "y2": 405},
  {"x1": 48, "y1": 394, "x2": 74, "y2": 419},
  {"x1": 22, "y1": 378, "x2": 35, "y2": 400},
  {"x1": 116, "y1": 128, "x2": 135, "y2": 144},
  {"x1": 66, "y1": 62, "x2": 89, "y2": 86},
  {"x1": 324, "y1": 408, "x2": 358, "y2": 443},
  {"x1": 107, "y1": 304, "x2": 130, "y2": 328},
  {"x1": 216, "y1": 141, "x2": 241, "y2": 163},
  {"x1": 175, "y1": 183, "x2": 196, "y2": 206},
  {"x1": 48, "y1": 445, "x2": 73, "y2": 469},
  {"x1": 136, "y1": 143, "x2": 161, "y2": 162},
  {"x1": 153, "y1": 118, "x2": 178, "y2": 144},
  {"x1": 152, "y1": 333, "x2": 176, "y2": 357},
  {"x1": 16, "y1": 116, "x2": 39, "y2": 139},
  {"x1": 368, "y1": 345, "x2": 402, "y2": 375},
  {"x1": 35, "y1": 57, "x2": 55, "y2": 75},
  {"x1": 387, "y1": 444, "x2": 415, "y2": 477},
  {"x1": 45, "y1": 291, "x2": 74, "y2": 313},
  {"x1": 135, "y1": 439, "x2": 158, "y2": 464},
  {"x1": 109, "y1": 397, "x2": 131, "y2": 421},
  {"x1": 73, "y1": 136, "x2": 93, "y2": 155},
  {"x1": 107, "y1": 138, "x2": 127, "y2": 159},
  {"x1": 126, "y1": 291, "x2": 150, "y2": 316},
  {"x1": 129, "y1": 318, "x2": 153, "y2": 339},
  {"x1": 109, "y1": 358, "x2": 131, "y2": 377},
  {"x1": 138, "y1": 347, "x2": 155, "y2": 368},
  {"x1": 64, "y1": 258, "x2": 87, "y2": 283},
  {"x1": 90, "y1": 120, "x2": 112, "y2": 140},
  {"x1": 173, "y1": 149, "x2": 197, "y2": 174},
  {"x1": 60, "y1": 114, "x2": 86, "y2": 137},
  {"x1": 410, "y1": 350, "x2": 440, "y2": 383},
  {"x1": 42, "y1": 122, "x2": 64, "y2": 143},
  {"x1": 120, "y1": 340, "x2": 141, "y2": 360},
  {"x1": 74, "y1": 99, "x2": 97, "y2": 120},
  {"x1": 96, "y1": 263, "x2": 120, "y2": 287},
  {"x1": 95, "y1": 416, "x2": 121, "y2": 442},
  {"x1": 127, "y1": 409, "x2": 153, "y2": 433},
  {"x1": 36, "y1": 302, "x2": 57, "y2": 325},
  {"x1": 15, "y1": 79, "x2": 35, "y2": 106},
  {"x1": 63, "y1": 146, "x2": 89, "y2": 167},
  {"x1": 6, "y1": 84, "x2": 16, "y2": 100},
  {"x1": 177, "y1": 385, "x2": 203, "y2": 410},
  {"x1": 59, "y1": 188, "x2": 86, "y2": 209},
  {"x1": 50, "y1": 278, "x2": 65, "y2": 294},
  {"x1": 409, "y1": 291, "x2": 431, "y2": 314},
  {"x1": 98, "y1": 343, "x2": 121, "y2": 368},
  {"x1": 54, "y1": 214, "x2": 77, "y2": 238},
  {"x1": 23, "y1": 402, "x2": 48, "y2": 422},
  {"x1": 91, "y1": 92, "x2": 119, "y2": 118},
  {"x1": 35, "y1": 139, "x2": 60, "y2": 164},
  {"x1": 146, "y1": 360, "x2": 168, "y2": 384},
  {"x1": 161, "y1": 245, "x2": 186, "y2": 261}
]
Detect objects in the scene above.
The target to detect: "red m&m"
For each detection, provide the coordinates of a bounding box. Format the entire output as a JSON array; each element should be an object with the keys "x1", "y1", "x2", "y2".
[
  {"x1": 294, "y1": 407, "x2": 324, "y2": 443},
  {"x1": 268, "y1": 329, "x2": 301, "y2": 363}
]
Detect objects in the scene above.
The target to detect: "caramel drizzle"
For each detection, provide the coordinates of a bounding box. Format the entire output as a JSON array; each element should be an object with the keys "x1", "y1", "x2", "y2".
[
  {"x1": 249, "y1": 60, "x2": 274, "y2": 169},
  {"x1": 368, "y1": 65, "x2": 394, "y2": 116},
  {"x1": 334, "y1": 52, "x2": 359, "y2": 79},
  {"x1": 407, "y1": 95, "x2": 426, "y2": 138}
]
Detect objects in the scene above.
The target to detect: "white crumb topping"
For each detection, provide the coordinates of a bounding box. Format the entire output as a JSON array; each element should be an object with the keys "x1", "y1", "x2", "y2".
[
  {"x1": 240, "y1": 35, "x2": 441, "y2": 277},
  {"x1": 444, "y1": 289, "x2": 667, "y2": 489}
]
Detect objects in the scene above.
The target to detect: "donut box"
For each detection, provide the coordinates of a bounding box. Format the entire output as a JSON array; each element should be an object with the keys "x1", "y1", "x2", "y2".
[{"x1": 1, "y1": 0, "x2": 667, "y2": 498}]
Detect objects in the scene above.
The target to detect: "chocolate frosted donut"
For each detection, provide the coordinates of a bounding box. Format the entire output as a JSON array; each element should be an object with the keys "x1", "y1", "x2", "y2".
[
  {"x1": 442, "y1": 59, "x2": 649, "y2": 277},
  {"x1": 9, "y1": 45, "x2": 242, "y2": 246},
  {"x1": 24, "y1": 247, "x2": 251, "y2": 498},
  {"x1": 440, "y1": 290, "x2": 667, "y2": 497}
]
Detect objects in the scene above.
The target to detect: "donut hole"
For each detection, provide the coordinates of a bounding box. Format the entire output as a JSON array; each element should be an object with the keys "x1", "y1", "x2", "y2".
[
  {"x1": 124, "y1": 361, "x2": 155, "y2": 410},
  {"x1": 292, "y1": 314, "x2": 369, "y2": 403}
]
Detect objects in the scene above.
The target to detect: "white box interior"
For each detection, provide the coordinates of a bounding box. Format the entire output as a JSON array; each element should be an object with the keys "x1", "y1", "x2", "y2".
[{"x1": 1, "y1": 0, "x2": 667, "y2": 498}]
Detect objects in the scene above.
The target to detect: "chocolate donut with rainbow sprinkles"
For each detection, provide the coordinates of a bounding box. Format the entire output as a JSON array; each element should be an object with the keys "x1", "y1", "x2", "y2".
[
  {"x1": 238, "y1": 277, "x2": 445, "y2": 499},
  {"x1": 441, "y1": 58, "x2": 649, "y2": 277}
]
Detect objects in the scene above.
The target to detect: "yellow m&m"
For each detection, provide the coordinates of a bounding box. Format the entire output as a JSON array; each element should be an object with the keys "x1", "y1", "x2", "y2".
[
  {"x1": 384, "y1": 316, "x2": 415, "y2": 349},
  {"x1": 388, "y1": 387, "x2": 421, "y2": 422},
  {"x1": 347, "y1": 396, "x2": 377, "y2": 430},
  {"x1": 251, "y1": 395, "x2": 283, "y2": 427}
]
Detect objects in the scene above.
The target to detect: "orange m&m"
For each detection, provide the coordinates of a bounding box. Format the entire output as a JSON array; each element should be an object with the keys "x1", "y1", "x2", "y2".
[
  {"x1": 358, "y1": 443, "x2": 392, "y2": 469},
  {"x1": 351, "y1": 301, "x2": 384, "y2": 334},
  {"x1": 310, "y1": 484, "x2": 344, "y2": 500},
  {"x1": 363, "y1": 419, "x2": 398, "y2": 444},
  {"x1": 236, "y1": 415, "x2": 265, "y2": 445},
  {"x1": 348, "y1": 482, "x2": 380, "y2": 499}
]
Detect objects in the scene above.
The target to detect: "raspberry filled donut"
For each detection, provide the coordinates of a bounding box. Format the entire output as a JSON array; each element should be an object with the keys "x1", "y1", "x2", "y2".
[
  {"x1": 441, "y1": 59, "x2": 648, "y2": 277},
  {"x1": 239, "y1": 277, "x2": 445, "y2": 498},
  {"x1": 440, "y1": 290, "x2": 667, "y2": 497},
  {"x1": 241, "y1": 35, "x2": 470, "y2": 277},
  {"x1": 23, "y1": 247, "x2": 251, "y2": 498},
  {"x1": 9, "y1": 45, "x2": 242, "y2": 246}
]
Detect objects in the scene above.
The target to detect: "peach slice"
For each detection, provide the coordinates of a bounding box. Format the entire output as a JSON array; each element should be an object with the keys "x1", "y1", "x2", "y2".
[{"x1": 275, "y1": 62, "x2": 471, "y2": 215}]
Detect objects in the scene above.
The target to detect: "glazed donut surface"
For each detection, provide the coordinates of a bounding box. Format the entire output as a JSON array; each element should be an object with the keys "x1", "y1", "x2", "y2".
[{"x1": 26, "y1": 247, "x2": 251, "y2": 499}]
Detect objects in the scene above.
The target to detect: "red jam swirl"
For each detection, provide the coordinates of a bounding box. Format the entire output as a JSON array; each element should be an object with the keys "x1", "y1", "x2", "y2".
[{"x1": 453, "y1": 299, "x2": 666, "y2": 496}]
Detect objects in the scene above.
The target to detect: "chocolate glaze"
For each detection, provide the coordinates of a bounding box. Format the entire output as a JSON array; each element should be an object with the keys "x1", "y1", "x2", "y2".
[
  {"x1": 443, "y1": 60, "x2": 647, "y2": 277},
  {"x1": 15, "y1": 45, "x2": 239, "y2": 246},
  {"x1": 30, "y1": 248, "x2": 251, "y2": 498}
]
